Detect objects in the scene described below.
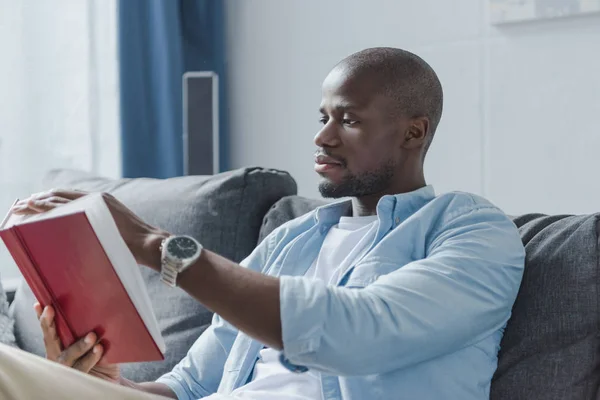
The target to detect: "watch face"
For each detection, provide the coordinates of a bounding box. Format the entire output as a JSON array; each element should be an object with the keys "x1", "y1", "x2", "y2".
[{"x1": 167, "y1": 236, "x2": 199, "y2": 259}]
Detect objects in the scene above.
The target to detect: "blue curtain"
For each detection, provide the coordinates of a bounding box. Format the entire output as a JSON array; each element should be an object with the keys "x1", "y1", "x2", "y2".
[{"x1": 118, "y1": 0, "x2": 227, "y2": 178}]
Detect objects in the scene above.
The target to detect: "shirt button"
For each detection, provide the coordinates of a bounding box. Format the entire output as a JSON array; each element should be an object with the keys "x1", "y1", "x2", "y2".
[
  {"x1": 279, "y1": 354, "x2": 309, "y2": 373},
  {"x1": 395, "y1": 217, "x2": 401, "y2": 225}
]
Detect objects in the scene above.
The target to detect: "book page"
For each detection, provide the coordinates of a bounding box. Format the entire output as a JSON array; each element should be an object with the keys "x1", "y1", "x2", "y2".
[{"x1": 83, "y1": 195, "x2": 166, "y2": 354}]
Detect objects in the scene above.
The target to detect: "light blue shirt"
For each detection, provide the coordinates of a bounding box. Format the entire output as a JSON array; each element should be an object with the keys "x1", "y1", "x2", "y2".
[{"x1": 157, "y1": 186, "x2": 525, "y2": 400}]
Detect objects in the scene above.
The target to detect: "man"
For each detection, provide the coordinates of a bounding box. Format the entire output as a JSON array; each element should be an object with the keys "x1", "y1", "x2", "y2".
[{"x1": 0, "y1": 47, "x2": 525, "y2": 400}]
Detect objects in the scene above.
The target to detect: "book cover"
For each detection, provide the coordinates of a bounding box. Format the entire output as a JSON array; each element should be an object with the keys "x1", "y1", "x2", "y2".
[{"x1": 0, "y1": 201, "x2": 164, "y2": 364}]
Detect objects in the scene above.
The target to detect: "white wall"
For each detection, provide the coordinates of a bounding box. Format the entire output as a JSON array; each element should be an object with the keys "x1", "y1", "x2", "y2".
[{"x1": 224, "y1": 0, "x2": 600, "y2": 216}]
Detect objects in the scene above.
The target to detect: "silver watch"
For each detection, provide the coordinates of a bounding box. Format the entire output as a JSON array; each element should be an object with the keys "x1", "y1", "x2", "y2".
[{"x1": 160, "y1": 235, "x2": 203, "y2": 287}]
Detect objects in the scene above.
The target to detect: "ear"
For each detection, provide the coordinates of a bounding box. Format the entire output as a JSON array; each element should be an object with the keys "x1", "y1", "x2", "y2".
[{"x1": 402, "y1": 117, "x2": 429, "y2": 150}]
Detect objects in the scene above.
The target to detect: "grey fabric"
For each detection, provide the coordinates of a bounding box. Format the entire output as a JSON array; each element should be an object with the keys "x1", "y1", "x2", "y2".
[
  {"x1": 0, "y1": 276, "x2": 16, "y2": 347},
  {"x1": 9, "y1": 167, "x2": 297, "y2": 382},
  {"x1": 262, "y1": 197, "x2": 600, "y2": 400},
  {"x1": 491, "y1": 214, "x2": 600, "y2": 400},
  {"x1": 258, "y1": 195, "x2": 329, "y2": 243}
]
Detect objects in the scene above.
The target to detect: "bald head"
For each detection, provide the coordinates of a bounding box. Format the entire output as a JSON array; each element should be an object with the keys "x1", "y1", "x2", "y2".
[{"x1": 334, "y1": 47, "x2": 443, "y2": 151}]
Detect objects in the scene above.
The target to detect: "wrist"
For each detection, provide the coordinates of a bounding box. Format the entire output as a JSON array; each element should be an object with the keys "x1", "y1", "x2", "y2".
[
  {"x1": 119, "y1": 377, "x2": 140, "y2": 390},
  {"x1": 142, "y1": 230, "x2": 171, "y2": 272}
]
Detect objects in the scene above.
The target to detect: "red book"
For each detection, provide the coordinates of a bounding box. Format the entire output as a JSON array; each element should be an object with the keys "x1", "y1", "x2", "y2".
[{"x1": 0, "y1": 194, "x2": 165, "y2": 364}]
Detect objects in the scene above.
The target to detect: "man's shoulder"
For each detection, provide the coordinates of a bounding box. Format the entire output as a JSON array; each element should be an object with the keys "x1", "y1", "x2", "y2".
[
  {"x1": 421, "y1": 191, "x2": 514, "y2": 236},
  {"x1": 430, "y1": 191, "x2": 504, "y2": 218},
  {"x1": 433, "y1": 190, "x2": 495, "y2": 208},
  {"x1": 411, "y1": 191, "x2": 523, "y2": 260}
]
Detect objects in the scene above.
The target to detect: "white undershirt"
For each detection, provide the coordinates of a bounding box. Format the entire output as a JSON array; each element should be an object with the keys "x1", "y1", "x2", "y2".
[{"x1": 228, "y1": 215, "x2": 379, "y2": 400}]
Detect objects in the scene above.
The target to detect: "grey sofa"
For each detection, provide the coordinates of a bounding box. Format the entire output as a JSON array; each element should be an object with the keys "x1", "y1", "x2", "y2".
[{"x1": 2, "y1": 168, "x2": 600, "y2": 399}]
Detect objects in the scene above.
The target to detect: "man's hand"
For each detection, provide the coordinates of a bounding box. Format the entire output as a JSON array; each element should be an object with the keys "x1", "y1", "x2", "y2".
[
  {"x1": 34, "y1": 302, "x2": 121, "y2": 383},
  {"x1": 13, "y1": 189, "x2": 169, "y2": 270}
]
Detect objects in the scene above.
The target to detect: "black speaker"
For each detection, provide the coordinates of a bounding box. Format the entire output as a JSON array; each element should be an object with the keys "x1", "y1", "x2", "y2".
[{"x1": 182, "y1": 72, "x2": 219, "y2": 175}]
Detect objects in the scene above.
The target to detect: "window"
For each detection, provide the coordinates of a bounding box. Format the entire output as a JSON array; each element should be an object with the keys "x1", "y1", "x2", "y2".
[{"x1": 0, "y1": 0, "x2": 120, "y2": 283}]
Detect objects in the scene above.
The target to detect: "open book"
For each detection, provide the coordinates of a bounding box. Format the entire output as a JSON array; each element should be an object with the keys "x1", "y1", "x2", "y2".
[{"x1": 0, "y1": 194, "x2": 165, "y2": 363}]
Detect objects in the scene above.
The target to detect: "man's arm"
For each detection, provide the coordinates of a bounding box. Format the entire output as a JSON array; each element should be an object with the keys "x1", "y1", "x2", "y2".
[
  {"x1": 120, "y1": 379, "x2": 176, "y2": 398},
  {"x1": 145, "y1": 205, "x2": 525, "y2": 376}
]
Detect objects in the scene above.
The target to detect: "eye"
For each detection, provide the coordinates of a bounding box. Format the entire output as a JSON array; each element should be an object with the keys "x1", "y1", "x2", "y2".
[
  {"x1": 342, "y1": 119, "x2": 359, "y2": 126},
  {"x1": 319, "y1": 116, "x2": 329, "y2": 125}
]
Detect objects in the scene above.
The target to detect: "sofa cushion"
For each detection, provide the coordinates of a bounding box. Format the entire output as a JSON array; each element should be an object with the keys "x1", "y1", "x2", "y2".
[
  {"x1": 491, "y1": 214, "x2": 600, "y2": 400},
  {"x1": 261, "y1": 196, "x2": 600, "y2": 400},
  {"x1": 9, "y1": 167, "x2": 297, "y2": 382}
]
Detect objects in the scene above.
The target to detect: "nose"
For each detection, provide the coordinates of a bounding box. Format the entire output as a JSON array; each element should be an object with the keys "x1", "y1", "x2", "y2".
[{"x1": 314, "y1": 120, "x2": 341, "y2": 148}]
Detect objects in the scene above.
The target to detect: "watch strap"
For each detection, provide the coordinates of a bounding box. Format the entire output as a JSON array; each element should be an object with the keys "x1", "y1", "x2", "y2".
[{"x1": 160, "y1": 258, "x2": 181, "y2": 287}]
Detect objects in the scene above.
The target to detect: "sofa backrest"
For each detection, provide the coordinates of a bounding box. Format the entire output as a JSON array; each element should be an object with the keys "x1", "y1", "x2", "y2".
[
  {"x1": 259, "y1": 196, "x2": 600, "y2": 400},
  {"x1": 9, "y1": 167, "x2": 297, "y2": 382}
]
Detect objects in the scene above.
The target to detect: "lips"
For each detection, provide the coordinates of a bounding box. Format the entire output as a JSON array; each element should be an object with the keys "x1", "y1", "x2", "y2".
[
  {"x1": 314, "y1": 154, "x2": 345, "y2": 174},
  {"x1": 314, "y1": 154, "x2": 344, "y2": 166}
]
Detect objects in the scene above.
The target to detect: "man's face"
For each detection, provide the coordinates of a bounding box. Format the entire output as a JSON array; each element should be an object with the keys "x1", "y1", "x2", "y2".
[{"x1": 315, "y1": 67, "x2": 409, "y2": 198}]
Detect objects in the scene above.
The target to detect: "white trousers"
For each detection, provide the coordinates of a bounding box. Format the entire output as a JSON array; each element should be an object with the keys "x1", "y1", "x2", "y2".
[
  {"x1": 0, "y1": 343, "x2": 169, "y2": 400},
  {"x1": 0, "y1": 343, "x2": 242, "y2": 400}
]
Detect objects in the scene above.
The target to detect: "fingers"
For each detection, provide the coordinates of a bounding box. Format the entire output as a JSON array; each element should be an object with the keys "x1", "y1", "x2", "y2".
[
  {"x1": 49, "y1": 189, "x2": 88, "y2": 201},
  {"x1": 56, "y1": 333, "x2": 98, "y2": 368},
  {"x1": 20, "y1": 198, "x2": 68, "y2": 213},
  {"x1": 34, "y1": 302, "x2": 42, "y2": 319},
  {"x1": 13, "y1": 189, "x2": 87, "y2": 215},
  {"x1": 34, "y1": 303, "x2": 103, "y2": 373},
  {"x1": 38, "y1": 305, "x2": 62, "y2": 360},
  {"x1": 72, "y1": 344, "x2": 104, "y2": 373}
]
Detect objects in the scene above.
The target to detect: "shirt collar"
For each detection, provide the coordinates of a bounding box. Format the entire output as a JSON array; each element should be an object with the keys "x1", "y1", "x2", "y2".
[{"x1": 313, "y1": 185, "x2": 436, "y2": 225}]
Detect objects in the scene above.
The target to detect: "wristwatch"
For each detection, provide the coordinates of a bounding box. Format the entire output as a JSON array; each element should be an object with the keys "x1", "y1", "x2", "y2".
[{"x1": 160, "y1": 235, "x2": 203, "y2": 287}]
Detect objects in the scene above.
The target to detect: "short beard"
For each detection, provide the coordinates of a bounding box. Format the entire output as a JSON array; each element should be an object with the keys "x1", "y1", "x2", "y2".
[{"x1": 318, "y1": 160, "x2": 396, "y2": 199}]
